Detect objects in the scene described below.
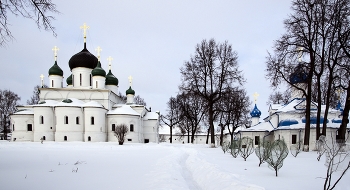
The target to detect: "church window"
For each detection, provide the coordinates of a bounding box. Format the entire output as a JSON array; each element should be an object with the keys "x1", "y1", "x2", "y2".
[
  {"x1": 96, "y1": 81, "x2": 98, "y2": 88},
  {"x1": 64, "y1": 136, "x2": 67, "y2": 141},
  {"x1": 91, "y1": 117, "x2": 94, "y2": 125},
  {"x1": 27, "y1": 124, "x2": 33, "y2": 131},
  {"x1": 112, "y1": 124, "x2": 115, "y2": 131},
  {"x1": 64, "y1": 116, "x2": 68, "y2": 124},
  {"x1": 90, "y1": 74, "x2": 92, "y2": 86},
  {"x1": 51, "y1": 80, "x2": 54, "y2": 88},
  {"x1": 40, "y1": 115, "x2": 44, "y2": 124},
  {"x1": 80, "y1": 74, "x2": 82, "y2": 86},
  {"x1": 76, "y1": 117, "x2": 79, "y2": 124},
  {"x1": 72, "y1": 75, "x2": 74, "y2": 86},
  {"x1": 144, "y1": 139, "x2": 149, "y2": 143},
  {"x1": 88, "y1": 136, "x2": 91, "y2": 141},
  {"x1": 128, "y1": 139, "x2": 132, "y2": 141},
  {"x1": 292, "y1": 135, "x2": 297, "y2": 144},
  {"x1": 130, "y1": 124, "x2": 134, "y2": 132},
  {"x1": 42, "y1": 136, "x2": 46, "y2": 140},
  {"x1": 13, "y1": 124, "x2": 14, "y2": 131},
  {"x1": 255, "y1": 136, "x2": 259, "y2": 145}
]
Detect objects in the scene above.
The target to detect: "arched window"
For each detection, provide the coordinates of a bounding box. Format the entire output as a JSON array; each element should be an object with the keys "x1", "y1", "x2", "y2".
[
  {"x1": 112, "y1": 124, "x2": 115, "y2": 131},
  {"x1": 76, "y1": 117, "x2": 79, "y2": 124},
  {"x1": 72, "y1": 75, "x2": 74, "y2": 86},
  {"x1": 51, "y1": 80, "x2": 54, "y2": 88},
  {"x1": 64, "y1": 136, "x2": 67, "y2": 141},
  {"x1": 64, "y1": 116, "x2": 68, "y2": 124},
  {"x1": 27, "y1": 124, "x2": 33, "y2": 131},
  {"x1": 130, "y1": 124, "x2": 134, "y2": 132},
  {"x1": 42, "y1": 136, "x2": 46, "y2": 140},
  {"x1": 88, "y1": 136, "x2": 91, "y2": 141},
  {"x1": 80, "y1": 74, "x2": 82, "y2": 86},
  {"x1": 13, "y1": 124, "x2": 14, "y2": 131},
  {"x1": 91, "y1": 117, "x2": 94, "y2": 125},
  {"x1": 40, "y1": 115, "x2": 44, "y2": 124},
  {"x1": 96, "y1": 81, "x2": 98, "y2": 88},
  {"x1": 90, "y1": 74, "x2": 92, "y2": 86}
]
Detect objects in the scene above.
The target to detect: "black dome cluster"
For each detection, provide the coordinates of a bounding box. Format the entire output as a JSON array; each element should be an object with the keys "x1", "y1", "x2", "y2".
[{"x1": 68, "y1": 47, "x2": 98, "y2": 70}]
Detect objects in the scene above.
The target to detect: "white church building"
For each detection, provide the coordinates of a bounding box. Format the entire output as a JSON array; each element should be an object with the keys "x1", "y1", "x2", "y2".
[
  {"x1": 10, "y1": 24, "x2": 160, "y2": 143},
  {"x1": 237, "y1": 65, "x2": 350, "y2": 150}
]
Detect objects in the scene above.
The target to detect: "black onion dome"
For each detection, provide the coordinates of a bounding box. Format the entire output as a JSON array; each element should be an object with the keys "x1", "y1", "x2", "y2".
[
  {"x1": 91, "y1": 61, "x2": 106, "y2": 77},
  {"x1": 69, "y1": 46, "x2": 98, "y2": 70},
  {"x1": 105, "y1": 70, "x2": 118, "y2": 85},
  {"x1": 66, "y1": 74, "x2": 72, "y2": 85}
]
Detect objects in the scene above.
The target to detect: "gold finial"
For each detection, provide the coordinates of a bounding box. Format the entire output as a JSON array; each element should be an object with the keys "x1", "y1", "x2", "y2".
[
  {"x1": 80, "y1": 23, "x2": 90, "y2": 43},
  {"x1": 52, "y1": 46, "x2": 59, "y2": 61},
  {"x1": 107, "y1": 56, "x2": 113, "y2": 70},
  {"x1": 297, "y1": 47, "x2": 304, "y2": 63},
  {"x1": 336, "y1": 88, "x2": 343, "y2": 101},
  {"x1": 95, "y1": 46, "x2": 102, "y2": 61},
  {"x1": 40, "y1": 74, "x2": 44, "y2": 87},
  {"x1": 253, "y1": 92, "x2": 259, "y2": 104},
  {"x1": 128, "y1": 75, "x2": 133, "y2": 87}
]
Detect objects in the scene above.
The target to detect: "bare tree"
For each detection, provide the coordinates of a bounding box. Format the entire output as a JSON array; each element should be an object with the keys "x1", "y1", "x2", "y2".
[
  {"x1": 239, "y1": 137, "x2": 254, "y2": 161},
  {"x1": 180, "y1": 39, "x2": 243, "y2": 147},
  {"x1": 118, "y1": 92, "x2": 147, "y2": 106},
  {"x1": 161, "y1": 96, "x2": 182, "y2": 143},
  {"x1": 0, "y1": 0, "x2": 59, "y2": 46},
  {"x1": 255, "y1": 138, "x2": 270, "y2": 167},
  {"x1": 114, "y1": 124, "x2": 129, "y2": 145},
  {"x1": 0, "y1": 89, "x2": 20, "y2": 140},
  {"x1": 266, "y1": 89, "x2": 291, "y2": 105},
  {"x1": 27, "y1": 84, "x2": 48, "y2": 105},
  {"x1": 265, "y1": 138, "x2": 289, "y2": 177}
]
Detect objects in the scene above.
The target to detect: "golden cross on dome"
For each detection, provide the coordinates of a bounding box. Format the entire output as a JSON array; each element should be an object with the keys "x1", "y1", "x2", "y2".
[
  {"x1": 95, "y1": 46, "x2": 102, "y2": 60},
  {"x1": 253, "y1": 92, "x2": 259, "y2": 103},
  {"x1": 40, "y1": 74, "x2": 44, "y2": 87},
  {"x1": 107, "y1": 56, "x2": 113, "y2": 70},
  {"x1": 128, "y1": 75, "x2": 133, "y2": 87},
  {"x1": 80, "y1": 23, "x2": 90, "y2": 43},
  {"x1": 52, "y1": 46, "x2": 59, "y2": 61},
  {"x1": 297, "y1": 47, "x2": 304, "y2": 63}
]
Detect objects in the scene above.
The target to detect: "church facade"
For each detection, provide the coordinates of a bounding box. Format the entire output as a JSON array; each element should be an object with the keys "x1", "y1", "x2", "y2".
[{"x1": 10, "y1": 24, "x2": 160, "y2": 143}]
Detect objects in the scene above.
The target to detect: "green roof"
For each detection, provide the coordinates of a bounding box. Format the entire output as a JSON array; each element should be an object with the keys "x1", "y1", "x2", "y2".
[
  {"x1": 105, "y1": 70, "x2": 118, "y2": 85},
  {"x1": 48, "y1": 61, "x2": 63, "y2": 76},
  {"x1": 126, "y1": 86, "x2": 135, "y2": 95},
  {"x1": 66, "y1": 74, "x2": 72, "y2": 85},
  {"x1": 91, "y1": 61, "x2": 106, "y2": 77}
]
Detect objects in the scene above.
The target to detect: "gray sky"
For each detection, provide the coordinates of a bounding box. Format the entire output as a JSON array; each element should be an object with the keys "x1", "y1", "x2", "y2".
[{"x1": 0, "y1": 0, "x2": 292, "y2": 120}]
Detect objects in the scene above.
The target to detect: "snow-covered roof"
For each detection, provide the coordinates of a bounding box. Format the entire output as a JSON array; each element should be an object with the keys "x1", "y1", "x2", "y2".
[
  {"x1": 143, "y1": 112, "x2": 159, "y2": 120},
  {"x1": 55, "y1": 98, "x2": 85, "y2": 107},
  {"x1": 13, "y1": 109, "x2": 34, "y2": 115},
  {"x1": 239, "y1": 121, "x2": 275, "y2": 132},
  {"x1": 32, "y1": 100, "x2": 59, "y2": 107},
  {"x1": 107, "y1": 105, "x2": 140, "y2": 116},
  {"x1": 83, "y1": 101, "x2": 104, "y2": 108},
  {"x1": 269, "y1": 104, "x2": 283, "y2": 110}
]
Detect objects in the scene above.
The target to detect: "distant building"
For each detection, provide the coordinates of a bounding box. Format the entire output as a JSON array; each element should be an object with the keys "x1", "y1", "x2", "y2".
[{"x1": 10, "y1": 24, "x2": 159, "y2": 143}]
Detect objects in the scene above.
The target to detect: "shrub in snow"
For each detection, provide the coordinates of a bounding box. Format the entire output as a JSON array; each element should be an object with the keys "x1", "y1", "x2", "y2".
[
  {"x1": 230, "y1": 140, "x2": 240, "y2": 158},
  {"x1": 321, "y1": 135, "x2": 350, "y2": 190},
  {"x1": 265, "y1": 138, "x2": 289, "y2": 177},
  {"x1": 221, "y1": 141, "x2": 230, "y2": 153},
  {"x1": 114, "y1": 124, "x2": 129, "y2": 145},
  {"x1": 239, "y1": 137, "x2": 254, "y2": 161},
  {"x1": 255, "y1": 138, "x2": 270, "y2": 166},
  {"x1": 316, "y1": 135, "x2": 327, "y2": 161},
  {"x1": 290, "y1": 139, "x2": 302, "y2": 157}
]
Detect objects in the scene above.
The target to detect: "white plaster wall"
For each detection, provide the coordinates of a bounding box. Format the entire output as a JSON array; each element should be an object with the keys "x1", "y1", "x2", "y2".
[
  {"x1": 55, "y1": 107, "x2": 84, "y2": 142},
  {"x1": 127, "y1": 94, "x2": 134, "y2": 104},
  {"x1": 92, "y1": 76, "x2": 105, "y2": 89},
  {"x1": 143, "y1": 119, "x2": 158, "y2": 143},
  {"x1": 33, "y1": 107, "x2": 55, "y2": 141},
  {"x1": 107, "y1": 115, "x2": 141, "y2": 142},
  {"x1": 71, "y1": 67, "x2": 93, "y2": 88},
  {"x1": 10, "y1": 115, "x2": 34, "y2": 141},
  {"x1": 106, "y1": 85, "x2": 118, "y2": 95},
  {"x1": 83, "y1": 107, "x2": 107, "y2": 142},
  {"x1": 49, "y1": 75, "x2": 63, "y2": 88}
]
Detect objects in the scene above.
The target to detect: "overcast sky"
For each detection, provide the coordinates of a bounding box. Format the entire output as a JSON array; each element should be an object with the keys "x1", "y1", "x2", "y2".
[{"x1": 0, "y1": 0, "x2": 292, "y2": 120}]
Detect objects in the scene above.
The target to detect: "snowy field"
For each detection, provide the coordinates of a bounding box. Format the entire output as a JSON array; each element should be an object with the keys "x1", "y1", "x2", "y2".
[{"x1": 0, "y1": 141, "x2": 348, "y2": 190}]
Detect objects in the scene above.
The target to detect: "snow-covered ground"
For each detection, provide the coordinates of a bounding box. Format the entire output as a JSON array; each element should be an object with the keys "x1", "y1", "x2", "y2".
[{"x1": 0, "y1": 141, "x2": 348, "y2": 190}]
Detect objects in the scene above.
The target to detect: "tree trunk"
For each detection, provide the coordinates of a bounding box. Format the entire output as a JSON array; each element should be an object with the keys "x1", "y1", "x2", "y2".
[
  {"x1": 339, "y1": 83, "x2": 350, "y2": 140},
  {"x1": 220, "y1": 125, "x2": 224, "y2": 146},
  {"x1": 303, "y1": 73, "x2": 313, "y2": 152},
  {"x1": 206, "y1": 128, "x2": 209, "y2": 144},
  {"x1": 316, "y1": 75, "x2": 322, "y2": 140},
  {"x1": 208, "y1": 103, "x2": 215, "y2": 147},
  {"x1": 170, "y1": 126, "x2": 173, "y2": 143},
  {"x1": 187, "y1": 130, "x2": 190, "y2": 143}
]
